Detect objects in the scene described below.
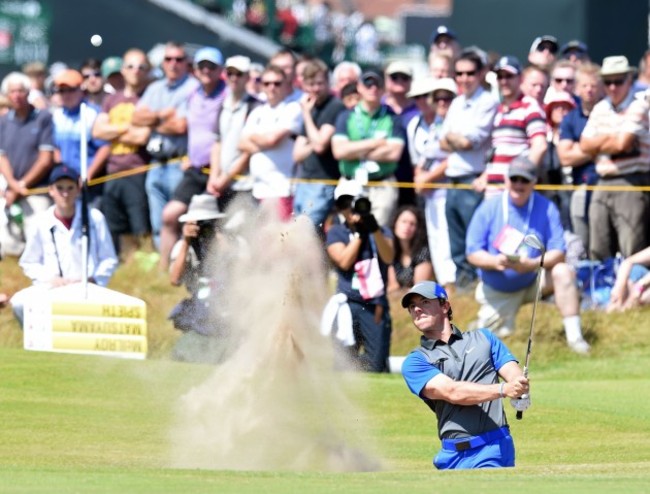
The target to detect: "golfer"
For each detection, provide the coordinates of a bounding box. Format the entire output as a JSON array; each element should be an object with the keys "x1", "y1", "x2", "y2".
[{"x1": 401, "y1": 281, "x2": 530, "y2": 469}]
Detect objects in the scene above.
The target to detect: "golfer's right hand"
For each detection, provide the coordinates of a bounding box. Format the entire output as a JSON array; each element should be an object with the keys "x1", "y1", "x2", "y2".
[{"x1": 504, "y1": 376, "x2": 530, "y2": 398}]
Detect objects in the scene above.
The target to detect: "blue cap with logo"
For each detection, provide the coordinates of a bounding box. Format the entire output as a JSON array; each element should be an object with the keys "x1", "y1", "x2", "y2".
[
  {"x1": 493, "y1": 55, "x2": 522, "y2": 75},
  {"x1": 49, "y1": 164, "x2": 80, "y2": 185},
  {"x1": 430, "y1": 25, "x2": 457, "y2": 44},
  {"x1": 401, "y1": 281, "x2": 449, "y2": 308}
]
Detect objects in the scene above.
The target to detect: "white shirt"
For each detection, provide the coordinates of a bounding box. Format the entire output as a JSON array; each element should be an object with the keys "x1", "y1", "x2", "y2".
[
  {"x1": 19, "y1": 203, "x2": 118, "y2": 287},
  {"x1": 242, "y1": 100, "x2": 303, "y2": 199}
]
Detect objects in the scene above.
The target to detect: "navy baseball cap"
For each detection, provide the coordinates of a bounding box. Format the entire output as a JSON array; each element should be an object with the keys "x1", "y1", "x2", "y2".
[
  {"x1": 360, "y1": 70, "x2": 384, "y2": 87},
  {"x1": 401, "y1": 281, "x2": 449, "y2": 308},
  {"x1": 430, "y1": 25, "x2": 457, "y2": 44},
  {"x1": 49, "y1": 164, "x2": 80, "y2": 184},
  {"x1": 493, "y1": 55, "x2": 522, "y2": 75},
  {"x1": 560, "y1": 40, "x2": 588, "y2": 58}
]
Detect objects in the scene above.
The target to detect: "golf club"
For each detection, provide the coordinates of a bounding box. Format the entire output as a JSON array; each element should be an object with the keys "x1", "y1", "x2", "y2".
[{"x1": 516, "y1": 233, "x2": 545, "y2": 420}]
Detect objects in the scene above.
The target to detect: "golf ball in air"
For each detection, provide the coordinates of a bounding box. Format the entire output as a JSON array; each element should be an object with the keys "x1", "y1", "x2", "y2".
[{"x1": 90, "y1": 34, "x2": 102, "y2": 47}]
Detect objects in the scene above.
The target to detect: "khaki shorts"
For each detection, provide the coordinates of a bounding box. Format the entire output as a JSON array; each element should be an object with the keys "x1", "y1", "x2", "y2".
[{"x1": 475, "y1": 270, "x2": 548, "y2": 337}]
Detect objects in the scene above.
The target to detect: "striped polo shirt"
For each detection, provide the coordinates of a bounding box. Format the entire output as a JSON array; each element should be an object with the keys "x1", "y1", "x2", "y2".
[
  {"x1": 581, "y1": 89, "x2": 650, "y2": 177},
  {"x1": 488, "y1": 94, "x2": 546, "y2": 185}
]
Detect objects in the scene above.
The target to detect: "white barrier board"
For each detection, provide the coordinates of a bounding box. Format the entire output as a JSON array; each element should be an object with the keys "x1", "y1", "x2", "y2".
[{"x1": 23, "y1": 283, "x2": 148, "y2": 360}]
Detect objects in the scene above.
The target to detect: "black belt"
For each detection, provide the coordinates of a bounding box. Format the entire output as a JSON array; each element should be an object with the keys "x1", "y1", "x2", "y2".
[
  {"x1": 441, "y1": 426, "x2": 510, "y2": 452},
  {"x1": 342, "y1": 174, "x2": 393, "y2": 181},
  {"x1": 449, "y1": 173, "x2": 480, "y2": 184}
]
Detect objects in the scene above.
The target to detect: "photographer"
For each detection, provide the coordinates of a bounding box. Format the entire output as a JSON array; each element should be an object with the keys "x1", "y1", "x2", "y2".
[
  {"x1": 168, "y1": 193, "x2": 226, "y2": 363},
  {"x1": 325, "y1": 180, "x2": 394, "y2": 372}
]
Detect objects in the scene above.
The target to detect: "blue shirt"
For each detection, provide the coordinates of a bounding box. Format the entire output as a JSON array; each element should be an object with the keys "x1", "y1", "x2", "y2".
[
  {"x1": 52, "y1": 101, "x2": 107, "y2": 173},
  {"x1": 558, "y1": 104, "x2": 598, "y2": 185},
  {"x1": 466, "y1": 191, "x2": 565, "y2": 292}
]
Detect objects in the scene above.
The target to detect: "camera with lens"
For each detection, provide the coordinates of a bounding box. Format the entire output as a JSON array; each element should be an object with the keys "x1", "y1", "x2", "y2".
[{"x1": 352, "y1": 197, "x2": 372, "y2": 216}]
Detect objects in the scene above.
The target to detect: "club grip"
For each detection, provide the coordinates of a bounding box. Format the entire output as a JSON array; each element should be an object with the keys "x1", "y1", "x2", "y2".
[{"x1": 516, "y1": 411, "x2": 523, "y2": 420}]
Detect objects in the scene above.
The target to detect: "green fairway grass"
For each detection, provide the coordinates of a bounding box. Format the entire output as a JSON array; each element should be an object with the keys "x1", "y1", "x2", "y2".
[
  {"x1": 1, "y1": 346, "x2": 649, "y2": 493},
  {"x1": 3, "y1": 250, "x2": 650, "y2": 493}
]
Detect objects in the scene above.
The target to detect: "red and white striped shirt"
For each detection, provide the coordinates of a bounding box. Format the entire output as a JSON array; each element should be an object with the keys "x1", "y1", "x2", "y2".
[{"x1": 488, "y1": 94, "x2": 546, "y2": 184}]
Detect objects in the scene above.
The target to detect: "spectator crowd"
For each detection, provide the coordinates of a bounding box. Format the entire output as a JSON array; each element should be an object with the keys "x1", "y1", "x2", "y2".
[{"x1": 2, "y1": 27, "x2": 650, "y2": 370}]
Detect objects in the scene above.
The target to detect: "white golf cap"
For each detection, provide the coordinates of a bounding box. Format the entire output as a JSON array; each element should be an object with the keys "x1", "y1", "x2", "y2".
[
  {"x1": 334, "y1": 180, "x2": 364, "y2": 200},
  {"x1": 225, "y1": 55, "x2": 251, "y2": 73}
]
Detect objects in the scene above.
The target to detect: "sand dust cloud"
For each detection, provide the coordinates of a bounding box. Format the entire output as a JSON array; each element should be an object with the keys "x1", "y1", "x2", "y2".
[{"x1": 170, "y1": 200, "x2": 381, "y2": 472}]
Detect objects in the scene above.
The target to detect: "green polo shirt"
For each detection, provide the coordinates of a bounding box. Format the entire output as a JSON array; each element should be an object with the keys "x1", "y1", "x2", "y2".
[{"x1": 333, "y1": 103, "x2": 404, "y2": 179}]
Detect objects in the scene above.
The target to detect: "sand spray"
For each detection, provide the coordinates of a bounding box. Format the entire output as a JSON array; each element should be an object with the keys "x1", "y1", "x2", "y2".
[{"x1": 170, "y1": 200, "x2": 381, "y2": 471}]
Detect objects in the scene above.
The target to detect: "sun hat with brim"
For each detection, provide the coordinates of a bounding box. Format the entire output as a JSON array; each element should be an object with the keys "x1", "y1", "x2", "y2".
[
  {"x1": 406, "y1": 77, "x2": 438, "y2": 98},
  {"x1": 432, "y1": 77, "x2": 458, "y2": 96},
  {"x1": 178, "y1": 194, "x2": 226, "y2": 222},
  {"x1": 401, "y1": 281, "x2": 449, "y2": 308},
  {"x1": 407, "y1": 77, "x2": 458, "y2": 98},
  {"x1": 600, "y1": 56, "x2": 637, "y2": 76}
]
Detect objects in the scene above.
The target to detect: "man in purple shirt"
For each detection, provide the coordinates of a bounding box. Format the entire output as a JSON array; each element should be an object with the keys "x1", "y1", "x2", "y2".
[{"x1": 159, "y1": 47, "x2": 226, "y2": 269}]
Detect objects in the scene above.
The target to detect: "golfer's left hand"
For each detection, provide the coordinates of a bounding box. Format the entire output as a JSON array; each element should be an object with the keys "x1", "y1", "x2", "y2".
[{"x1": 511, "y1": 395, "x2": 532, "y2": 412}]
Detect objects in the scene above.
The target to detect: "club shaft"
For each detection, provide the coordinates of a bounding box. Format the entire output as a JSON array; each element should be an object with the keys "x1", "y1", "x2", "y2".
[{"x1": 518, "y1": 249, "x2": 545, "y2": 420}]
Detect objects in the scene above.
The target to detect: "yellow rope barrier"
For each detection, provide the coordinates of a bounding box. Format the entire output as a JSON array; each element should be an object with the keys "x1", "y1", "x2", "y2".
[{"x1": 22, "y1": 159, "x2": 650, "y2": 195}]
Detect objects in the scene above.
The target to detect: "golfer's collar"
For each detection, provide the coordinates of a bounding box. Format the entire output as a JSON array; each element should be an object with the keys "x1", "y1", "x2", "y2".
[{"x1": 420, "y1": 326, "x2": 463, "y2": 349}]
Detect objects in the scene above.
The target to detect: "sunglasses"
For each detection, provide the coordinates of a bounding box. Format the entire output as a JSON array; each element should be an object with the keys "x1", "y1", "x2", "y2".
[
  {"x1": 554, "y1": 77, "x2": 575, "y2": 84},
  {"x1": 262, "y1": 80, "x2": 283, "y2": 87},
  {"x1": 603, "y1": 78, "x2": 626, "y2": 87},
  {"x1": 82, "y1": 71, "x2": 101, "y2": 79},
  {"x1": 164, "y1": 56, "x2": 186, "y2": 63},
  {"x1": 54, "y1": 86, "x2": 79, "y2": 94},
  {"x1": 197, "y1": 61, "x2": 219, "y2": 71},
  {"x1": 226, "y1": 70, "x2": 244, "y2": 78},
  {"x1": 537, "y1": 43, "x2": 557, "y2": 54},
  {"x1": 433, "y1": 95, "x2": 454, "y2": 102},
  {"x1": 510, "y1": 176, "x2": 532, "y2": 184},
  {"x1": 389, "y1": 73, "x2": 411, "y2": 82},
  {"x1": 362, "y1": 79, "x2": 383, "y2": 89},
  {"x1": 124, "y1": 63, "x2": 148, "y2": 71},
  {"x1": 497, "y1": 73, "x2": 516, "y2": 80},
  {"x1": 455, "y1": 70, "x2": 477, "y2": 78}
]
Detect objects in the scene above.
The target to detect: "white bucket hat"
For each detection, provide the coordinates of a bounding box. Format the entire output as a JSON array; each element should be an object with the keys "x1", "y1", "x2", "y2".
[{"x1": 178, "y1": 194, "x2": 226, "y2": 222}]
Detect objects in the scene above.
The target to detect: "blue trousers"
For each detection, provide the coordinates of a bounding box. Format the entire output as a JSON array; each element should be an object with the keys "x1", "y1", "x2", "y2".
[
  {"x1": 145, "y1": 163, "x2": 184, "y2": 249},
  {"x1": 348, "y1": 300, "x2": 391, "y2": 373},
  {"x1": 293, "y1": 182, "x2": 336, "y2": 231},
  {"x1": 445, "y1": 184, "x2": 483, "y2": 282},
  {"x1": 435, "y1": 426, "x2": 515, "y2": 469}
]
